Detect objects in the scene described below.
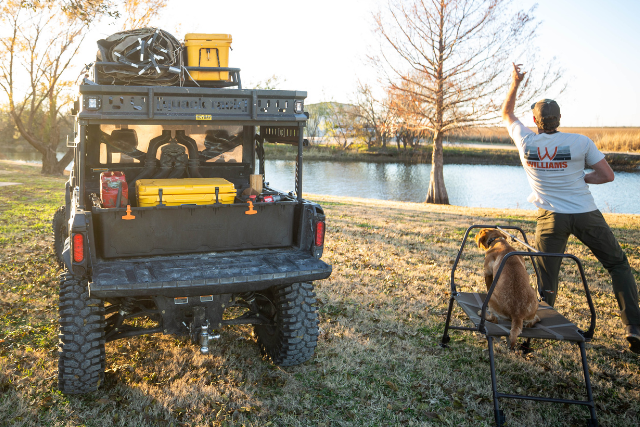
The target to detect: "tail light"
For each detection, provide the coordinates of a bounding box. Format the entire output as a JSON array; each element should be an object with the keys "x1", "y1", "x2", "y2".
[
  {"x1": 73, "y1": 233, "x2": 84, "y2": 263},
  {"x1": 315, "y1": 221, "x2": 325, "y2": 247}
]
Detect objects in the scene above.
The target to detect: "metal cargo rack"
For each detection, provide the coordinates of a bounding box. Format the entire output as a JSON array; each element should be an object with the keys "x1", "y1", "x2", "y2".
[
  {"x1": 93, "y1": 62, "x2": 243, "y2": 88},
  {"x1": 75, "y1": 84, "x2": 307, "y2": 124},
  {"x1": 70, "y1": 83, "x2": 310, "y2": 211}
]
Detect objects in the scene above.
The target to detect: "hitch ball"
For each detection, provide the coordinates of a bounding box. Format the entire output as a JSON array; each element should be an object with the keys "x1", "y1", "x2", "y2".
[{"x1": 199, "y1": 327, "x2": 221, "y2": 355}]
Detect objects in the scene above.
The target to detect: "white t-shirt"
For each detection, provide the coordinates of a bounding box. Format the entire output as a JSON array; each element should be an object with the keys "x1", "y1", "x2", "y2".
[{"x1": 507, "y1": 120, "x2": 605, "y2": 213}]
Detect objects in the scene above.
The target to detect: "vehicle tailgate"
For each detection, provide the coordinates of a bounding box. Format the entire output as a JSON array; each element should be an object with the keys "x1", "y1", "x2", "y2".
[{"x1": 89, "y1": 248, "x2": 331, "y2": 298}]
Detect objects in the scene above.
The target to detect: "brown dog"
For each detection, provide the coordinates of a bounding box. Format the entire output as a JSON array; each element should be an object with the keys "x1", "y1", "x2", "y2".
[{"x1": 475, "y1": 229, "x2": 540, "y2": 348}]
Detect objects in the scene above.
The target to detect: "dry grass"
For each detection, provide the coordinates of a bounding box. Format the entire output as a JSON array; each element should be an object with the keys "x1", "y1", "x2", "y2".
[
  {"x1": 1, "y1": 160, "x2": 639, "y2": 426},
  {"x1": 452, "y1": 127, "x2": 640, "y2": 153}
]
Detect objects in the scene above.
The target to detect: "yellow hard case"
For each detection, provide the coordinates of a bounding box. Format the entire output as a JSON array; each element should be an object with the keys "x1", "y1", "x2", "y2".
[
  {"x1": 138, "y1": 193, "x2": 235, "y2": 206},
  {"x1": 136, "y1": 178, "x2": 236, "y2": 207},
  {"x1": 184, "y1": 34, "x2": 232, "y2": 81}
]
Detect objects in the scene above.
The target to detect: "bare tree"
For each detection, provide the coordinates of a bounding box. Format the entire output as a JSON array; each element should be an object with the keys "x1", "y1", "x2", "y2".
[
  {"x1": 121, "y1": 0, "x2": 168, "y2": 30},
  {"x1": 305, "y1": 103, "x2": 330, "y2": 144},
  {"x1": 249, "y1": 74, "x2": 287, "y2": 90},
  {"x1": 388, "y1": 77, "x2": 433, "y2": 150},
  {"x1": 353, "y1": 83, "x2": 378, "y2": 149},
  {"x1": 325, "y1": 102, "x2": 357, "y2": 149},
  {"x1": 0, "y1": 1, "x2": 94, "y2": 174},
  {"x1": 352, "y1": 82, "x2": 397, "y2": 149},
  {"x1": 373, "y1": 0, "x2": 563, "y2": 204},
  {"x1": 396, "y1": 126, "x2": 424, "y2": 149},
  {"x1": 378, "y1": 88, "x2": 398, "y2": 148},
  {"x1": 0, "y1": 0, "x2": 166, "y2": 175}
]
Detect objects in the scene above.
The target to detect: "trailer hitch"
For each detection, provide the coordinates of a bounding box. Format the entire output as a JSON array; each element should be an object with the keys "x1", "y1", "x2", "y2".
[
  {"x1": 198, "y1": 320, "x2": 221, "y2": 355},
  {"x1": 190, "y1": 307, "x2": 220, "y2": 355}
]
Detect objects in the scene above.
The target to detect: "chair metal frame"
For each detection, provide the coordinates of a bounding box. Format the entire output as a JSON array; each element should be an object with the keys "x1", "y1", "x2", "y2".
[{"x1": 440, "y1": 225, "x2": 598, "y2": 427}]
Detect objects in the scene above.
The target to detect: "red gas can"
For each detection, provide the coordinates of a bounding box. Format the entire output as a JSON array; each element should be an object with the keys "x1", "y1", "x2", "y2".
[{"x1": 100, "y1": 171, "x2": 128, "y2": 208}]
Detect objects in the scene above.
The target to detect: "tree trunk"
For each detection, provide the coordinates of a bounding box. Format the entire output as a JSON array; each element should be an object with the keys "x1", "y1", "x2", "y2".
[
  {"x1": 41, "y1": 147, "x2": 73, "y2": 175},
  {"x1": 426, "y1": 131, "x2": 449, "y2": 204},
  {"x1": 425, "y1": 1, "x2": 449, "y2": 205},
  {"x1": 9, "y1": 101, "x2": 73, "y2": 176}
]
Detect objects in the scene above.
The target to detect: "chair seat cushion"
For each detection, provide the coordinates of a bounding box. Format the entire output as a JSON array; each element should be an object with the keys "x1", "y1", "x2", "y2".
[{"x1": 454, "y1": 292, "x2": 585, "y2": 342}]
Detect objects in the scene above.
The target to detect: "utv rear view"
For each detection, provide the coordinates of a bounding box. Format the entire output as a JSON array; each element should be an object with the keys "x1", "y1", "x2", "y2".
[{"x1": 53, "y1": 51, "x2": 331, "y2": 394}]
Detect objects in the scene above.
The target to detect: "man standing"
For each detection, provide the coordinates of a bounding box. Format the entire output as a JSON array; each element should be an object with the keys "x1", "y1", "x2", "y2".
[{"x1": 501, "y1": 63, "x2": 640, "y2": 354}]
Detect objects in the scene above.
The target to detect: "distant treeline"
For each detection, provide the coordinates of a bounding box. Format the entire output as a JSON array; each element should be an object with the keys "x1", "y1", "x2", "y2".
[
  {"x1": 447, "y1": 126, "x2": 640, "y2": 153},
  {"x1": 304, "y1": 101, "x2": 640, "y2": 154}
]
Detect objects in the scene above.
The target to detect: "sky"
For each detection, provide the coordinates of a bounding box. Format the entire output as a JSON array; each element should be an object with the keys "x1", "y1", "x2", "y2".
[{"x1": 82, "y1": 0, "x2": 640, "y2": 127}]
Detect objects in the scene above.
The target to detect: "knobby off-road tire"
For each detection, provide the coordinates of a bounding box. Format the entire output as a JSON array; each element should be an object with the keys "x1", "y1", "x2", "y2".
[
  {"x1": 254, "y1": 282, "x2": 319, "y2": 366},
  {"x1": 52, "y1": 206, "x2": 67, "y2": 268},
  {"x1": 58, "y1": 273, "x2": 106, "y2": 394}
]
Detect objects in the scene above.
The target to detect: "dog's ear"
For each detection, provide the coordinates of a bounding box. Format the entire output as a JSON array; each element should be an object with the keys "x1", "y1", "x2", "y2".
[{"x1": 475, "y1": 229, "x2": 490, "y2": 250}]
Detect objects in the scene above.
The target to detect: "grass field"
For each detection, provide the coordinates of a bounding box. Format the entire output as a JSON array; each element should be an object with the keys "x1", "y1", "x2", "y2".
[
  {"x1": 0, "y1": 160, "x2": 639, "y2": 426},
  {"x1": 450, "y1": 127, "x2": 640, "y2": 153}
]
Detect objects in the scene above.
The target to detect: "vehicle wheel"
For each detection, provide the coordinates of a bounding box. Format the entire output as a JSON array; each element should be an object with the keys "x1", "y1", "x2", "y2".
[
  {"x1": 58, "y1": 272, "x2": 106, "y2": 394},
  {"x1": 52, "y1": 206, "x2": 67, "y2": 268},
  {"x1": 253, "y1": 282, "x2": 319, "y2": 366}
]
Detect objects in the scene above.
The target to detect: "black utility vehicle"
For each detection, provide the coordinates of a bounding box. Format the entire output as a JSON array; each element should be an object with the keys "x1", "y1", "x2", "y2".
[{"x1": 53, "y1": 63, "x2": 331, "y2": 394}]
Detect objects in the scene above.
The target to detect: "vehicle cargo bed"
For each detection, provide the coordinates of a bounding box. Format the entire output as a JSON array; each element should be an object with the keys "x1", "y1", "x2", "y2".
[
  {"x1": 89, "y1": 248, "x2": 331, "y2": 298},
  {"x1": 92, "y1": 202, "x2": 296, "y2": 258}
]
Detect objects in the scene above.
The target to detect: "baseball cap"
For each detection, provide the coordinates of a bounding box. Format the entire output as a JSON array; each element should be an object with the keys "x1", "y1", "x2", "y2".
[
  {"x1": 531, "y1": 99, "x2": 560, "y2": 121},
  {"x1": 531, "y1": 99, "x2": 560, "y2": 130}
]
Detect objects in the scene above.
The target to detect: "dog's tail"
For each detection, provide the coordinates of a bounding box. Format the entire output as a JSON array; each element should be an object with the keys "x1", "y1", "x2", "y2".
[{"x1": 509, "y1": 318, "x2": 523, "y2": 349}]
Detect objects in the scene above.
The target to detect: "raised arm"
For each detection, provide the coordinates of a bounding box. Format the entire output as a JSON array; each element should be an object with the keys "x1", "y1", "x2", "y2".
[
  {"x1": 585, "y1": 158, "x2": 615, "y2": 184},
  {"x1": 502, "y1": 63, "x2": 526, "y2": 126}
]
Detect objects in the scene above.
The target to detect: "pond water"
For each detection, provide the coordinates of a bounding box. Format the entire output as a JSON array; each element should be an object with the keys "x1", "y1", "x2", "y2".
[
  {"x1": 2, "y1": 150, "x2": 46, "y2": 163},
  {"x1": 265, "y1": 160, "x2": 640, "y2": 214},
  {"x1": 3, "y1": 151, "x2": 638, "y2": 214}
]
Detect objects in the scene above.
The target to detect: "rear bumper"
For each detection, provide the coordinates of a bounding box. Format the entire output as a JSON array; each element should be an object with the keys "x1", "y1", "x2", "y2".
[{"x1": 89, "y1": 248, "x2": 331, "y2": 298}]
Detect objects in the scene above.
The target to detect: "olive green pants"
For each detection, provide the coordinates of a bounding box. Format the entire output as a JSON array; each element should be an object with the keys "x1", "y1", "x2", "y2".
[{"x1": 535, "y1": 209, "x2": 640, "y2": 326}]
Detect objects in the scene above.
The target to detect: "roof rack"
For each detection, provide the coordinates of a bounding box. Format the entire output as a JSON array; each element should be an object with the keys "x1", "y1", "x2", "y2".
[{"x1": 93, "y1": 62, "x2": 243, "y2": 88}]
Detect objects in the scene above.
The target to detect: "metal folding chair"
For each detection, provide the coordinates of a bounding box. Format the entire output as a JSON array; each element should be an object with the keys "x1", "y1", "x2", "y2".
[{"x1": 440, "y1": 225, "x2": 598, "y2": 427}]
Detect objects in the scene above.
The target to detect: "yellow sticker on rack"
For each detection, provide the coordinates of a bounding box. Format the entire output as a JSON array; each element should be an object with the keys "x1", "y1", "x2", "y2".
[{"x1": 196, "y1": 114, "x2": 212, "y2": 120}]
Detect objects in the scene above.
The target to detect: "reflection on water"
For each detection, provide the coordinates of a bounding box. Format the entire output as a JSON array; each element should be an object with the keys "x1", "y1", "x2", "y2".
[
  {"x1": 3, "y1": 150, "x2": 637, "y2": 214},
  {"x1": 265, "y1": 160, "x2": 640, "y2": 214},
  {"x1": 1, "y1": 150, "x2": 44, "y2": 163}
]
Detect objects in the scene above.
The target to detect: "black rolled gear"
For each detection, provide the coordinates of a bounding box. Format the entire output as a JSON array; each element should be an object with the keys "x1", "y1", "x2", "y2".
[
  {"x1": 253, "y1": 282, "x2": 319, "y2": 366},
  {"x1": 52, "y1": 206, "x2": 67, "y2": 268},
  {"x1": 96, "y1": 28, "x2": 182, "y2": 86},
  {"x1": 58, "y1": 273, "x2": 106, "y2": 394}
]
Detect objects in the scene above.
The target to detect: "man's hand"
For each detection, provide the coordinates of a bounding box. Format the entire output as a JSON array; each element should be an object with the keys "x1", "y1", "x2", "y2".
[
  {"x1": 512, "y1": 63, "x2": 526, "y2": 83},
  {"x1": 584, "y1": 158, "x2": 615, "y2": 184},
  {"x1": 502, "y1": 63, "x2": 526, "y2": 125}
]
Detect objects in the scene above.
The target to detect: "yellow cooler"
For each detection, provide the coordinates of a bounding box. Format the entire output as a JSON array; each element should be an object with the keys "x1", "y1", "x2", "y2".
[
  {"x1": 184, "y1": 34, "x2": 232, "y2": 81},
  {"x1": 136, "y1": 178, "x2": 236, "y2": 207}
]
